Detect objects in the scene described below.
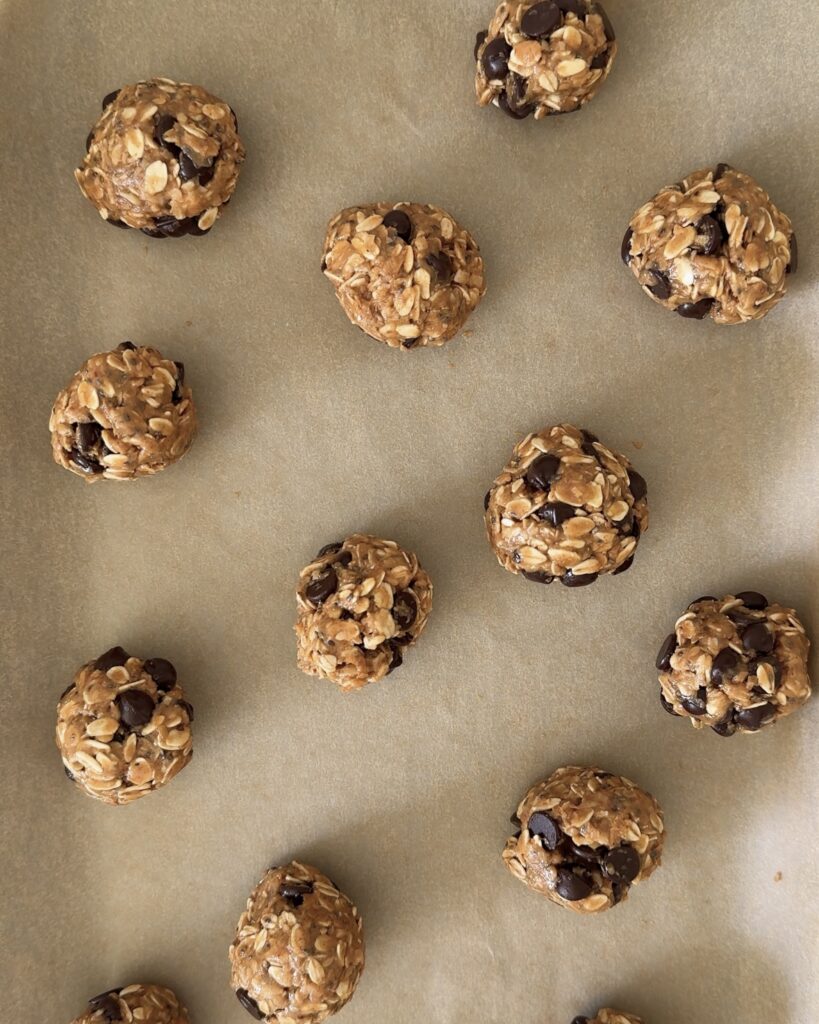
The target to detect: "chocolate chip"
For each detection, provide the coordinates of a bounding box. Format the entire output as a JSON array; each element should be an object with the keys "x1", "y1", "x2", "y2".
[
  {"x1": 143, "y1": 658, "x2": 177, "y2": 690},
  {"x1": 527, "y1": 812, "x2": 561, "y2": 849},
  {"x1": 64, "y1": 765, "x2": 75, "y2": 780},
  {"x1": 101, "y1": 90, "x2": 120, "y2": 109},
  {"x1": 786, "y1": 233, "x2": 797, "y2": 274},
  {"x1": 742, "y1": 622, "x2": 774, "y2": 654},
  {"x1": 483, "y1": 490, "x2": 491, "y2": 510},
  {"x1": 660, "y1": 691, "x2": 679, "y2": 715},
  {"x1": 561, "y1": 572, "x2": 597, "y2": 587},
  {"x1": 482, "y1": 36, "x2": 511, "y2": 79},
  {"x1": 714, "y1": 162, "x2": 730, "y2": 180},
  {"x1": 612, "y1": 555, "x2": 634, "y2": 575},
  {"x1": 118, "y1": 341, "x2": 136, "y2": 351},
  {"x1": 602, "y1": 845, "x2": 640, "y2": 883},
  {"x1": 647, "y1": 267, "x2": 672, "y2": 300},
  {"x1": 655, "y1": 634, "x2": 676, "y2": 671},
  {"x1": 89, "y1": 992, "x2": 121, "y2": 1021},
  {"x1": 198, "y1": 163, "x2": 216, "y2": 186},
  {"x1": 69, "y1": 448, "x2": 102, "y2": 474},
  {"x1": 521, "y1": 1, "x2": 561, "y2": 38},
  {"x1": 317, "y1": 542, "x2": 343, "y2": 558},
  {"x1": 474, "y1": 29, "x2": 488, "y2": 60},
  {"x1": 383, "y1": 209, "x2": 413, "y2": 243},
  {"x1": 497, "y1": 92, "x2": 534, "y2": 119},
  {"x1": 523, "y1": 570, "x2": 554, "y2": 584},
  {"x1": 590, "y1": 50, "x2": 609, "y2": 69},
  {"x1": 690, "y1": 595, "x2": 717, "y2": 605},
  {"x1": 564, "y1": 839, "x2": 601, "y2": 864},
  {"x1": 113, "y1": 728, "x2": 127, "y2": 744},
  {"x1": 581, "y1": 440, "x2": 598, "y2": 458},
  {"x1": 336, "y1": 551, "x2": 353, "y2": 567},
  {"x1": 141, "y1": 225, "x2": 168, "y2": 238},
  {"x1": 95, "y1": 646, "x2": 129, "y2": 672},
  {"x1": 628, "y1": 469, "x2": 647, "y2": 501},
  {"x1": 117, "y1": 690, "x2": 155, "y2": 729},
  {"x1": 525, "y1": 454, "x2": 560, "y2": 491},
  {"x1": 680, "y1": 687, "x2": 708, "y2": 716},
  {"x1": 235, "y1": 989, "x2": 264, "y2": 1020},
  {"x1": 426, "y1": 251, "x2": 453, "y2": 284},
  {"x1": 154, "y1": 215, "x2": 190, "y2": 238},
  {"x1": 172, "y1": 361, "x2": 185, "y2": 401},
  {"x1": 154, "y1": 114, "x2": 178, "y2": 152},
  {"x1": 280, "y1": 880, "x2": 313, "y2": 906},
  {"x1": 107, "y1": 218, "x2": 131, "y2": 229},
  {"x1": 393, "y1": 591, "x2": 417, "y2": 630},
  {"x1": 581, "y1": 430, "x2": 599, "y2": 443},
  {"x1": 558, "y1": 0, "x2": 588, "y2": 15},
  {"x1": 712, "y1": 715, "x2": 737, "y2": 737},
  {"x1": 621, "y1": 227, "x2": 633, "y2": 265},
  {"x1": 555, "y1": 867, "x2": 592, "y2": 901},
  {"x1": 596, "y1": 2, "x2": 616, "y2": 40},
  {"x1": 736, "y1": 590, "x2": 767, "y2": 609},
  {"x1": 86, "y1": 130, "x2": 94, "y2": 151},
  {"x1": 572, "y1": 1016, "x2": 591, "y2": 1024},
  {"x1": 734, "y1": 705, "x2": 773, "y2": 731},
  {"x1": 693, "y1": 215, "x2": 724, "y2": 255},
  {"x1": 387, "y1": 641, "x2": 404, "y2": 673},
  {"x1": 676, "y1": 297, "x2": 714, "y2": 319},
  {"x1": 185, "y1": 216, "x2": 213, "y2": 237},
  {"x1": 76, "y1": 421, "x2": 102, "y2": 453},
  {"x1": 306, "y1": 567, "x2": 337, "y2": 605},
  {"x1": 177, "y1": 150, "x2": 198, "y2": 183},
  {"x1": 534, "y1": 501, "x2": 575, "y2": 526},
  {"x1": 711, "y1": 647, "x2": 740, "y2": 684}
]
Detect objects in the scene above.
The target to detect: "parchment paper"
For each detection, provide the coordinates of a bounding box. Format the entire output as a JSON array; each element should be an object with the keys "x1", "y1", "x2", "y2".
[{"x1": 1, "y1": 2, "x2": 817, "y2": 1022}]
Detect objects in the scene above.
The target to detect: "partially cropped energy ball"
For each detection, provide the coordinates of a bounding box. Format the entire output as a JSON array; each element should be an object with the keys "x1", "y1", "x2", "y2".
[
  {"x1": 503, "y1": 766, "x2": 665, "y2": 913},
  {"x1": 70, "y1": 984, "x2": 190, "y2": 1024},
  {"x1": 656, "y1": 592, "x2": 811, "y2": 736},
  {"x1": 50, "y1": 342, "x2": 196, "y2": 481},
  {"x1": 76, "y1": 77, "x2": 244, "y2": 236},
  {"x1": 573, "y1": 1011, "x2": 643, "y2": 1024},
  {"x1": 57, "y1": 647, "x2": 193, "y2": 804},
  {"x1": 475, "y1": 1, "x2": 617, "y2": 120},
  {"x1": 484, "y1": 424, "x2": 648, "y2": 587},
  {"x1": 622, "y1": 164, "x2": 796, "y2": 323},
  {"x1": 321, "y1": 201, "x2": 486, "y2": 348},
  {"x1": 295, "y1": 534, "x2": 433, "y2": 691},
  {"x1": 229, "y1": 861, "x2": 365, "y2": 1023}
]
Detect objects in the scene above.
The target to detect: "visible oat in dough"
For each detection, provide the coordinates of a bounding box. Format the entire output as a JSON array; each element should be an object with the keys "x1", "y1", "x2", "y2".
[
  {"x1": 321, "y1": 202, "x2": 485, "y2": 349},
  {"x1": 475, "y1": 1, "x2": 617, "y2": 120},
  {"x1": 484, "y1": 423, "x2": 648, "y2": 587},
  {"x1": 229, "y1": 861, "x2": 365, "y2": 1023},
  {"x1": 573, "y1": 1010, "x2": 643, "y2": 1024},
  {"x1": 503, "y1": 766, "x2": 664, "y2": 913},
  {"x1": 295, "y1": 534, "x2": 433, "y2": 691},
  {"x1": 57, "y1": 647, "x2": 193, "y2": 805},
  {"x1": 71, "y1": 983, "x2": 190, "y2": 1024},
  {"x1": 76, "y1": 77, "x2": 244, "y2": 236},
  {"x1": 622, "y1": 164, "x2": 796, "y2": 323},
  {"x1": 49, "y1": 342, "x2": 196, "y2": 481},
  {"x1": 656, "y1": 592, "x2": 811, "y2": 735}
]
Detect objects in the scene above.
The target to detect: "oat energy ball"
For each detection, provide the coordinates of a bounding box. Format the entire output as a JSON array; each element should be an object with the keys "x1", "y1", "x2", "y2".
[
  {"x1": 50, "y1": 342, "x2": 196, "y2": 481},
  {"x1": 475, "y1": 1, "x2": 617, "y2": 120},
  {"x1": 485, "y1": 424, "x2": 647, "y2": 586},
  {"x1": 573, "y1": 1011, "x2": 643, "y2": 1024},
  {"x1": 657, "y1": 592, "x2": 811, "y2": 736},
  {"x1": 321, "y1": 201, "x2": 485, "y2": 349},
  {"x1": 503, "y1": 766, "x2": 665, "y2": 913},
  {"x1": 295, "y1": 534, "x2": 432, "y2": 691},
  {"x1": 229, "y1": 861, "x2": 365, "y2": 1023},
  {"x1": 57, "y1": 647, "x2": 193, "y2": 805},
  {"x1": 71, "y1": 984, "x2": 190, "y2": 1024},
  {"x1": 76, "y1": 77, "x2": 244, "y2": 236},
  {"x1": 622, "y1": 164, "x2": 796, "y2": 323}
]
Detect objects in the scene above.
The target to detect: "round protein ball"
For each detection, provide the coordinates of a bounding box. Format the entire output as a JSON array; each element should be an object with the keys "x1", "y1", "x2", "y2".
[
  {"x1": 503, "y1": 766, "x2": 665, "y2": 913},
  {"x1": 229, "y1": 861, "x2": 365, "y2": 1023},
  {"x1": 484, "y1": 423, "x2": 648, "y2": 587},
  {"x1": 57, "y1": 646, "x2": 193, "y2": 805},
  {"x1": 474, "y1": 0, "x2": 617, "y2": 120},
  {"x1": 295, "y1": 534, "x2": 433, "y2": 692},
  {"x1": 49, "y1": 342, "x2": 196, "y2": 481},
  {"x1": 573, "y1": 1011, "x2": 643, "y2": 1024},
  {"x1": 71, "y1": 984, "x2": 190, "y2": 1024},
  {"x1": 321, "y1": 201, "x2": 486, "y2": 349},
  {"x1": 656, "y1": 592, "x2": 811, "y2": 736},
  {"x1": 622, "y1": 163, "x2": 796, "y2": 323},
  {"x1": 76, "y1": 77, "x2": 244, "y2": 237}
]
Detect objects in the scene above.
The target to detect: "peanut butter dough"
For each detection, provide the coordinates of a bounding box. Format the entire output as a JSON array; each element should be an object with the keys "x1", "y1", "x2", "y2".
[
  {"x1": 295, "y1": 534, "x2": 433, "y2": 691},
  {"x1": 656, "y1": 592, "x2": 811, "y2": 735},
  {"x1": 76, "y1": 77, "x2": 244, "y2": 236},
  {"x1": 229, "y1": 861, "x2": 365, "y2": 1023},
  {"x1": 57, "y1": 647, "x2": 193, "y2": 805},
  {"x1": 573, "y1": 1011, "x2": 643, "y2": 1024},
  {"x1": 70, "y1": 984, "x2": 189, "y2": 1024},
  {"x1": 484, "y1": 424, "x2": 648, "y2": 586},
  {"x1": 503, "y1": 766, "x2": 665, "y2": 913},
  {"x1": 622, "y1": 164, "x2": 796, "y2": 323},
  {"x1": 321, "y1": 202, "x2": 485, "y2": 349},
  {"x1": 475, "y1": 1, "x2": 617, "y2": 120},
  {"x1": 49, "y1": 342, "x2": 196, "y2": 481}
]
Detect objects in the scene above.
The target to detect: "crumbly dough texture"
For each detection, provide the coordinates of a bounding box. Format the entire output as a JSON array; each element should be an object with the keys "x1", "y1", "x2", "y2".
[
  {"x1": 229, "y1": 861, "x2": 365, "y2": 1024},
  {"x1": 657, "y1": 592, "x2": 811, "y2": 736},
  {"x1": 295, "y1": 534, "x2": 433, "y2": 691},
  {"x1": 321, "y1": 202, "x2": 485, "y2": 348},
  {"x1": 70, "y1": 983, "x2": 189, "y2": 1024},
  {"x1": 484, "y1": 423, "x2": 648, "y2": 586},
  {"x1": 503, "y1": 766, "x2": 664, "y2": 914},
  {"x1": 57, "y1": 647, "x2": 193, "y2": 805},
  {"x1": 49, "y1": 342, "x2": 196, "y2": 481},
  {"x1": 573, "y1": 1011, "x2": 643, "y2": 1024},
  {"x1": 622, "y1": 164, "x2": 795, "y2": 323},
  {"x1": 475, "y1": 1, "x2": 617, "y2": 120},
  {"x1": 76, "y1": 77, "x2": 244, "y2": 236}
]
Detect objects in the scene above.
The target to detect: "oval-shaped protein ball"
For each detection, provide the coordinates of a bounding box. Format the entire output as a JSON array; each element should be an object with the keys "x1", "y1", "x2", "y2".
[
  {"x1": 504, "y1": 765, "x2": 665, "y2": 913},
  {"x1": 484, "y1": 423, "x2": 648, "y2": 586},
  {"x1": 475, "y1": 1, "x2": 617, "y2": 120},
  {"x1": 656, "y1": 593, "x2": 811, "y2": 735},
  {"x1": 572, "y1": 1011, "x2": 644, "y2": 1024},
  {"x1": 321, "y1": 201, "x2": 486, "y2": 349},
  {"x1": 229, "y1": 862, "x2": 365, "y2": 1024},
  {"x1": 622, "y1": 164, "x2": 796, "y2": 324},
  {"x1": 76, "y1": 77, "x2": 244, "y2": 236},
  {"x1": 71, "y1": 984, "x2": 190, "y2": 1024},
  {"x1": 49, "y1": 342, "x2": 196, "y2": 481},
  {"x1": 57, "y1": 647, "x2": 193, "y2": 805},
  {"x1": 295, "y1": 534, "x2": 433, "y2": 692}
]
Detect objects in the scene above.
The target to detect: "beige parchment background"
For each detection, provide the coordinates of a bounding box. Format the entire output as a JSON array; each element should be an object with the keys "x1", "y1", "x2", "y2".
[{"x1": 1, "y1": 1, "x2": 817, "y2": 1021}]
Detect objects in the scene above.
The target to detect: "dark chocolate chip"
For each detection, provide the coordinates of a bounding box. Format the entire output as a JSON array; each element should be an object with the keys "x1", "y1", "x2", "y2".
[
  {"x1": 521, "y1": 1, "x2": 561, "y2": 38},
  {"x1": 113, "y1": 729, "x2": 127, "y2": 744},
  {"x1": 690, "y1": 595, "x2": 717, "y2": 605},
  {"x1": 612, "y1": 555, "x2": 634, "y2": 575},
  {"x1": 76, "y1": 421, "x2": 102, "y2": 452},
  {"x1": 236, "y1": 989, "x2": 264, "y2": 1020},
  {"x1": 555, "y1": 867, "x2": 592, "y2": 901},
  {"x1": 632, "y1": 518, "x2": 641, "y2": 540},
  {"x1": 482, "y1": 36, "x2": 511, "y2": 79},
  {"x1": 711, "y1": 647, "x2": 740, "y2": 684},
  {"x1": 86, "y1": 130, "x2": 94, "y2": 151},
  {"x1": 655, "y1": 634, "x2": 676, "y2": 671},
  {"x1": 426, "y1": 251, "x2": 453, "y2": 284},
  {"x1": 628, "y1": 469, "x2": 647, "y2": 501},
  {"x1": 483, "y1": 490, "x2": 491, "y2": 510},
  {"x1": 336, "y1": 551, "x2": 353, "y2": 567},
  {"x1": 497, "y1": 92, "x2": 534, "y2": 119},
  {"x1": 154, "y1": 114, "x2": 178, "y2": 152},
  {"x1": 393, "y1": 591, "x2": 418, "y2": 630},
  {"x1": 317, "y1": 542, "x2": 343, "y2": 558},
  {"x1": 143, "y1": 658, "x2": 177, "y2": 690},
  {"x1": 558, "y1": 0, "x2": 588, "y2": 15},
  {"x1": 596, "y1": 2, "x2": 616, "y2": 40},
  {"x1": 185, "y1": 216, "x2": 212, "y2": 237},
  {"x1": 474, "y1": 29, "x2": 488, "y2": 60},
  {"x1": 602, "y1": 845, "x2": 640, "y2": 883},
  {"x1": 387, "y1": 641, "x2": 404, "y2": 673},
  {"x1": 564, "y1": 839, "x2": 601, "y2": 864},
  {"x1": 89, "y1": 991, "x2": 121, "y2": 1022},
  {"x1": 647, "y1": 267, "x2": 672, "y2": 300},
  {"x1": 172, "y1": 361, "x2": 185, "y2": 402},
  {"x1": 69, "y1": 448, "x2": 102, "y2": 474},
  {"x1": 736, "y1": 591, "x2": 768, "y2": 610},
  {"x1": 141, "y1": 225, "x2": 168, "y2": 238},
  {"x1": 581, "y1": 440, "x2": 598, "y2": 458},
  {"x1": 734, "y1": 705, "x2": 773, "y2": 731},
  {"x1": 154, "y1": 215, "x2": 190, "y2": 238},
  {"x1": 280, "y1": 880, "x2": 313, "y2": 906},
  {"x1": 177, "y1": 150, "x2": 198, "y2": 183},
  {"x1": 621, "y1": 227, "x2": 633, "y2": 265},
  {"x1": 680, "y1": 687, "x2": 708, "y2": 716},
  {"x1": 522, "y1": 570, "x2": 554, "y2": 584},
  {"x1": 306, "y1": 567, "x2": 337, "y2": 605},
  {"x1": 742, "y1": 622, "x2": 774, "y2": 654},
  {"x1": 786, "y1": 233, "x2": 797, "y2": 274},
  {"x1": 198, "y1": 163, "x2": 216, "y2": 186},
  {"x1": 525, "y1": 454, "x2": 560, "y2": 491},
  {"x1": 95, "y1": 647, "x2": 129, "y2": 672},
  {"x1": 118, "y1": 341, "x2": 136, "y2": 351},
  {"x1": 383, "y1": 209, "x2": 413, "y2": 243},
  {"x1": 714, "y1": 162, "x2": 731, "y2": 180},
  {"x1": 107, "y1": 218, "x2": 131, "y2": 229},
  {"x1": 572, "y1": 1016, "x2": 591, "y2": 1024},
  {"x1": 527, "y1": 812, "x2": 561, "y2": 849},
  {"x1": 534, "y1": 501, "x2": 575, "y2": 526},
  {"x1": 101, "y1": 90, "x2": 120, "y2": 109},
  {"x1": 581, "y1": 429, "x2": 599, "y2": 442},
  {"x1": 64, "y1": 765, "x2": 75, "y2": 780},
  {"x1": 693, "y1": 215, "x2": 724, "y2": 255},
  {"x1": 660, "y1": 691, "x2": 679, "y2": 715},
  {"x1": 676, "y1": 297, "x2": 714, "y2": 319},
  {"x1": 712, "y1": 715, "x2": 737, "y2": 737},
  {"x1": 561, "y1": 571, "x2": 597, "y2": 587},
  {"x1": 117, "y1": 690, "x2": 155, "y2": 729}
]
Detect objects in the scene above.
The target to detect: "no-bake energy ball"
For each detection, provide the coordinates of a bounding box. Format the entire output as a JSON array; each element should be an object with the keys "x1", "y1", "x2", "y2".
[
  {"x1": 57, "y1": 647, "x2": 193, "y2": 805},
  {"x1": 484, "y1": 424, "x2": 647, "y2": 587},
  {"x1": 229, "y1": 862, "x2": 365, "y2": 1023},
  {"x1": 656, "y1": 592, "x2": 811, "y2": 735},
  {"x1": 622, "y1": 164, "x2": 796, "y2": 323},
  {"x1": 475, "y1": 1, "x2": 617, "y2": 120},
  {"x1": 70, "y1": 984, "x2": 190, "y2": 1024},
  {"x1": 76, "y1": 77, "x2": 244, "y2": 237},
  {"x1": 573, "y1": 1011, "x2": 643, "y2": 1024},
  {"x1": 50, "y1": 342, "x2": 196, "y2": 481},
  {"x1": 321, "y1": 202, "x2": 486, "y2": 348},
  {"x1": 503, "y1": 766, "x2": 665, "y2": 913},
  {"x1": 295, "y1": 534, "x2": 433, "y2": 692}
]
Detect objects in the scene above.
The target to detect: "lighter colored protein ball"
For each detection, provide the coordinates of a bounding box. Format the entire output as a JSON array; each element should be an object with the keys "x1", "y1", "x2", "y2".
[{"x1": 70, "y1": 983, "x2": 189, "y2": 1024}]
